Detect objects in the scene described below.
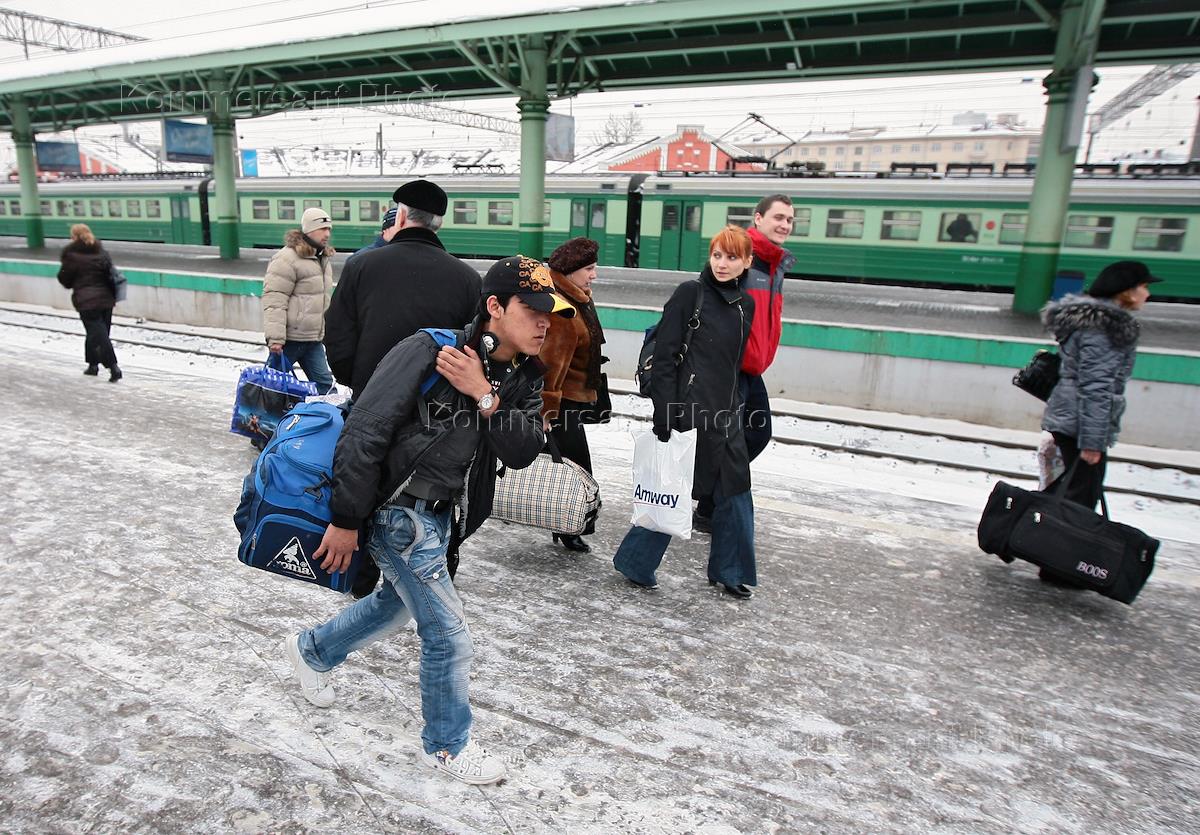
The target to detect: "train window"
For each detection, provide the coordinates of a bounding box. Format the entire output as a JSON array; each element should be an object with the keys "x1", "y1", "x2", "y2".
[
  {"x1": 72, "y1": 199, "x2": 84, "y2": 216},
  {"x1": 303, "y1": 199, "x2": 322, "y2": 209},
  {"x1": 90, "y1": 200, "x2": 104, "y2": 216},
  {"x1": 590, "y1": 202, "x2": 606, "y2": 230},
  {"x1": 127, "y1": 200, "x2": 142, "y2": 218},
  {"x1": 791, "y1": 208, "x2": 812, "y2": 237},
  {"x1": 1133, "y1": 217, "x2": 1187, "y2": 252},
  {"x1": 146, "y1": 200, "x2": 162, "y2": 218},
  {"x1": 278, "y1": 200, "x2": 296, "y2": 221},
  {"x1": 726, "y1": 206, "x2": 754, "y2": 229},
  {"x1": 571, "y1": 201, "x2": 587, "y2": 227},
  {"x1": 488, "y1": 201, "x2": 514, "y2": 225},
  {"x1": 251, "y1": 199, "x2": 270, "y2": 220},
  {"x1": 544, "y1": 201, "x2": 552, "y2": 226},
  {"x1": 108, "y1": 200, "x2": 122, "y2": 217},
  {"x1": 0, "y1": 202, "x2": 5, "y2": 215},
  {"x1": 57, "y1": 200, "x2": 69, "y2": 216},
  {"x1": 358, "y1": 200, "x2": 380, "y2": 222},
  {"x1": 453, "y1": 201, "x2": 477, "y2": 224},
  {"x1": 663, "y1": 204, "x2": 680, "y2": 231},
  {"x1": 881, "y1": 210, "x2": 922, "y2": 241},
  {"x1": 330, "y1": 200, "x2": 350, "y2": 221},
  {"x1": 1064, "y1": 215, "x2": 1113, "y2": 249},
  {"x1": 685, "y1": 205, "x2": 701, "y2": 232},
  {"x1": 826, "y1": 209, "x2": 864, "y2": 239},
  {"x1": 10, "y1": 200, "x2": 20, "y2": 215},
  {"x1": 40, "y1": 200, "x2": 51, "y2": 216},
  {"x1": 998, "y1": 213, "x2": 1027, "y2": 245},
  {"x1": 939, "y1": 212, "x2": 980, "y2": 244}
]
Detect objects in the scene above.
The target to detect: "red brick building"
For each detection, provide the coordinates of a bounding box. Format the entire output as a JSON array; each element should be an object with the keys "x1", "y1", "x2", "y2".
[{"x1": 607, "y1": 125, "x2": 764, "y2": 173}]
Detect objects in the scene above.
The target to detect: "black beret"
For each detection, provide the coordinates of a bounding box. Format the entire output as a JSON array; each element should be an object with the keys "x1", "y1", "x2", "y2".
[
  {"x1": 392, "y1": 179, "x2": 448, "y2": 216},
  {"x1": 1087, "y1": 260, "x2": 1162, "y2": 298},
  {"x1": 547, "y1": 237, "x2": 600, "y2": 275}
]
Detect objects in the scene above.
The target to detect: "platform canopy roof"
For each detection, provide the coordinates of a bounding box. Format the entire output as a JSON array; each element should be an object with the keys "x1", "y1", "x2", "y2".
[{"x1": 1, "y1": 0, "x2": 1198, "y2": 133}]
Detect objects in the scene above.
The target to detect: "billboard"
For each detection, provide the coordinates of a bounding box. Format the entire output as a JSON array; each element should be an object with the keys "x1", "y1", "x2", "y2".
[
  {"x1": 163, "y1": 119, "x2": 214, "y2": 164},
  {"x1": 545, "y1": 113, "x2": 576, "y2": 163},
  {"x1": 35, "y1": 141, "x2": 82, "y2": 173},
  {"x1": 240, "y1": 149, "x2": 259, "y2": 177}
]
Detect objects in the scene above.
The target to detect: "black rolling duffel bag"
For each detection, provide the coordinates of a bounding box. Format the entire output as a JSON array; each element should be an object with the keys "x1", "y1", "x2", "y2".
[{"x1": 977, "y1": 465, "x2": 1158, "y2": 604}]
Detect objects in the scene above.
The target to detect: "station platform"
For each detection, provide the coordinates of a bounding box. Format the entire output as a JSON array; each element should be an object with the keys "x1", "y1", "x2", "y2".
[
  {"x1": 3, "y1": 327, "x2": 1199, "y2": 833},
  {"x1": 3, "y1": 236, "x2": 1197, "y2": 450},
  {"x1": 3, "y1": 236, "x2": 1198, "y2": 351}
]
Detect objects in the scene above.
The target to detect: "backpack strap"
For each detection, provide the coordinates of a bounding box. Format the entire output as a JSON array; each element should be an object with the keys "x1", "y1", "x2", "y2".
[
  {"x1": 675, "y1": 279, "x2": 705, "y2": 365},
  {"x1": 416, "y1": 328, "x2": 460, "y2": 425}
]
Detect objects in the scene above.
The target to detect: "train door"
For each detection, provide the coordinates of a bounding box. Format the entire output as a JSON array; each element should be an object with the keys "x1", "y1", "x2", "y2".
[
  {"x1": 658, "y1": 200, "x2": 703, "y2": 271},
  {"x1": 570, "y1": 198, "x2": 608, "y2": 263},
  {"x1": 170, "y1": 195, "x2": 190, "y2": 243}
]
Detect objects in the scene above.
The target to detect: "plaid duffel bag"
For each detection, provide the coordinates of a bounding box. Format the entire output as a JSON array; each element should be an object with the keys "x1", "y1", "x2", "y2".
[{"x1": 491, "y1": 438, "x2": 601, "y2": 536}]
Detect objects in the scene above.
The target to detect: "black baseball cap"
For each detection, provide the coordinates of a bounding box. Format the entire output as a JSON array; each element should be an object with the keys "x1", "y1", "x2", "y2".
[{"x1": 482, "y1": 255, "x2": 576, "y2": 317}]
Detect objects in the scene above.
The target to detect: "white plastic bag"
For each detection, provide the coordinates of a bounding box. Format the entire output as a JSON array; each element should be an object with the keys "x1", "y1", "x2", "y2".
[{"x1": 630, "y1": 428, "x2": 697, "y2": 539}]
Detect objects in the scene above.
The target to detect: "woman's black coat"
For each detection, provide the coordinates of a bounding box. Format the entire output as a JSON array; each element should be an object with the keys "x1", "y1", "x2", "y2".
[
  {"x1": 57, "y1": 239, "x2": 115, "y2": 312},
  {"x1": 650, "y1": 267, "x2": 755, "y2": 499}
]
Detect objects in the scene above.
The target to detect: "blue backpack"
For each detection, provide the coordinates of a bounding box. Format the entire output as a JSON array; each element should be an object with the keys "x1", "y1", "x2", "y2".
[{"x1": 233, "y1": 329, "x2": 458, "y2": 593}]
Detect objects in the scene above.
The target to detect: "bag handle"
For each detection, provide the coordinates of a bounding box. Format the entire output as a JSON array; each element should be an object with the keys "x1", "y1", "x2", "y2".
[
  {"x1": 543, "y1": 431, "x2": 565, "y2": 464},
  {"x1": 1046, "y1": 457, "x2": 1110, "y2": 520},
  {"x1": 673, "y1": 278, "x2": 705, "y2": 366},
  {"x1": 265, "y1": 350, "x2": 300, "y2": 378}
]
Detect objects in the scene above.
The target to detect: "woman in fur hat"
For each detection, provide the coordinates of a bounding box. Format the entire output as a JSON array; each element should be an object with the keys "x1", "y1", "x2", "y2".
[
  {"x1": 540, "y1": 237, "x2": 608, "y2": 552},
  {"x1": 57, "y1": 224, "x2": 122, "y2": 382},
  {"x1": 1039, "y1": 259, "x2": 1160, "y2": 578}
]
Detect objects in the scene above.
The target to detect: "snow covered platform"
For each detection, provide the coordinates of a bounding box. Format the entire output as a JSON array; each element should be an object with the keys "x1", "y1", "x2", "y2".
[{"x1": 3, "y1": 329, "x2": 1200, "y2": 833}]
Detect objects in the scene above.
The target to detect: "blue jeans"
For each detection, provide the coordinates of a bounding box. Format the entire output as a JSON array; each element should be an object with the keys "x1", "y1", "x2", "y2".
[
  {"x1": 614, "y1": 486, "x2": 757, "y2": 588},
  {"x1": 280, "y1": 340, "x2": 335, "y2": 394},
  {"x1": 299, "y1": 502, "x2": 474, "y2": 756}
]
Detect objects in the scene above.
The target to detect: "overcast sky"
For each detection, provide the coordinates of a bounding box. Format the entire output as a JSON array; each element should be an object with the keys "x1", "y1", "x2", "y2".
[{"x1": 2, "y1": 0, "x2": 1197, "y2": 165}]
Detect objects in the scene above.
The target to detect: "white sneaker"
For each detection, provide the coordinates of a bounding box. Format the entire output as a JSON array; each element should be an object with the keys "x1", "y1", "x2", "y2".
[
  {"x1": 420, "y1": 739, "x2": 507, "y2": 785},
  {"x1": 283, "y1": 635, "x2": 335, "y2": 708}
]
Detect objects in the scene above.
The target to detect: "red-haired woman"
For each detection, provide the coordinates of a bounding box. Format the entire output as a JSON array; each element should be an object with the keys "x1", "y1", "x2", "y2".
[{"x1": 613, "y1": 225, "x2": 758, "y2": 599}]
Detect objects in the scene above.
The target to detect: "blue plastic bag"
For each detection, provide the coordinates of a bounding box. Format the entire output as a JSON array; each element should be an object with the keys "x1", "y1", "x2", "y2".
[{"x1": 230, "y1": 351, "x2": 320, "y2": 442}]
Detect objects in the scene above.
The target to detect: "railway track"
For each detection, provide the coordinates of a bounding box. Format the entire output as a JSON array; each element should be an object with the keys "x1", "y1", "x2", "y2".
[{"x1": 2, "y1": 303, "x2": 1196, "y2": 506}]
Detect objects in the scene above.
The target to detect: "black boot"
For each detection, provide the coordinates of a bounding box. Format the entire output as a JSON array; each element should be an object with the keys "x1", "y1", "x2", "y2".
[
  {"x1": 709, "y1": 579, "x2": 753, "y2": 599},
  {"x1": 108, "y1": 365, "x2": 123, "y2": 383},
  {"x1": 552, "y1": 533, "x2": 590, "y2": 553},
  {"x1": 84, "y1": 364, "x2": 99, "y2": 376}
]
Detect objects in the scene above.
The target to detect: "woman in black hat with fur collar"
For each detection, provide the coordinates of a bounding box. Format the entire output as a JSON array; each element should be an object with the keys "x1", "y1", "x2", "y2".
[{"x1": 1039, "y1": 259, "x2": 1160, "y2": 526}]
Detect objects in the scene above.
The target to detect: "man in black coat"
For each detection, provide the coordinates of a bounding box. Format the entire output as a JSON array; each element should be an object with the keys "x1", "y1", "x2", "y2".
[{"x1": 323, "y1": 179, "x2": 481, "y2": 396}]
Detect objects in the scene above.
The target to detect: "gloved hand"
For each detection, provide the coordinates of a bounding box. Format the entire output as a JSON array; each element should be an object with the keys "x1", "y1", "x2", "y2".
[{"x1": 653, "y1": 425, "x2": 672, "y2": 443}]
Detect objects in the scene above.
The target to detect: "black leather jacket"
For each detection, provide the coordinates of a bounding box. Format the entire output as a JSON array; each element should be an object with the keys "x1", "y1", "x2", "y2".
[{"x1": 329, "y1": 324, "x2": 546, "y2": 539}]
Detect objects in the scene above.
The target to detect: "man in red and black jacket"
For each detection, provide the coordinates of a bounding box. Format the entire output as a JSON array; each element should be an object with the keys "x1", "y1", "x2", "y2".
[{"x1": 696, "y1": 193, "x2": 795, "y2": 531}]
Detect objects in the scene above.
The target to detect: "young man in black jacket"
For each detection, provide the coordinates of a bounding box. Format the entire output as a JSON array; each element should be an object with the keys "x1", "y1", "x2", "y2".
[{"x1": 284, "y1": 255, "x2": 575, "y2": 785}]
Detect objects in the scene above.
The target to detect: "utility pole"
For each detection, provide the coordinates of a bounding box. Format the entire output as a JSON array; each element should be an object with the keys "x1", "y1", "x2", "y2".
[
  {"x1": 1190, "y1": 96, "x2": 1200, "y2": 161},
  {"x1": 377, "y1": 123, "x2": 383, "y2": 176}
]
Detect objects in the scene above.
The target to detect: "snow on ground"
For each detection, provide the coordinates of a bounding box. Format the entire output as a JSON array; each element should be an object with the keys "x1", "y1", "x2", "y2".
[{"x1": 2, "y1": 325, "x2": 1199, "y2": 833}]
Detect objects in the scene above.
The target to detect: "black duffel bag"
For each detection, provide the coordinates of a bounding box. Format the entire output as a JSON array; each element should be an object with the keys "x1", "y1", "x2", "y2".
[{"x1": 977, "y1": 464, "x2": 1158, "y2": 604}]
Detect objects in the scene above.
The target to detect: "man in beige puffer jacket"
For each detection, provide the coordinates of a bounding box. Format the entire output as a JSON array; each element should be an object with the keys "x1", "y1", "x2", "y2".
[{"x1": 262, "y1": 207, "x2": 337, "y2": 393}]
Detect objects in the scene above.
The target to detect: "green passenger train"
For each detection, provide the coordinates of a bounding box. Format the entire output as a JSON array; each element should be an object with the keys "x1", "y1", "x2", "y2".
[{"x1": 0, "y1": 173, "x2": 1195, "y2": 298}]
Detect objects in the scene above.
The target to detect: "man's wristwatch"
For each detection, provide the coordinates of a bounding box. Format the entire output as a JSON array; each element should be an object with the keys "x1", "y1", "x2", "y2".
[{"x1": 477, "y1": 389, "x2": 497, "y2": 411}]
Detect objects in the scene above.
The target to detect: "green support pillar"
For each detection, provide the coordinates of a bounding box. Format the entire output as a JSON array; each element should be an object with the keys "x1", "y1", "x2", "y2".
[
  {"x1": 208, "y1": 76, "x2": 240, "y2": 259},
  {"x1": 9, "y1": 98, "x2": 44, "y2": 248},
  {"x1": 517, "y1": 36, "x2": 549, "y2": 258},
  {"x1": 1012, "y1": 0, "x2": 1104, "y2": 314}
]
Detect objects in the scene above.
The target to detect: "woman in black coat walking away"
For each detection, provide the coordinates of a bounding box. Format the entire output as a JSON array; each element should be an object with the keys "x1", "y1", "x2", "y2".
[
  {"x1": 57, "y1": 224, "x2": 122, "y2": 381},
  {"x1": 613, "y1": 226, "x2": 757, "y2": 599}
]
